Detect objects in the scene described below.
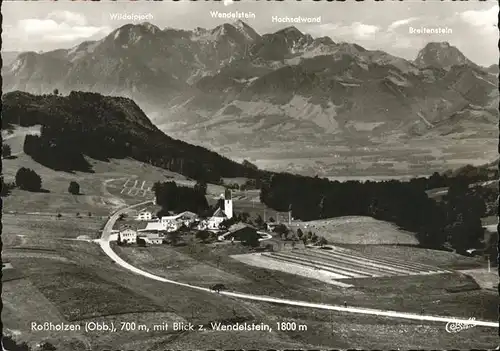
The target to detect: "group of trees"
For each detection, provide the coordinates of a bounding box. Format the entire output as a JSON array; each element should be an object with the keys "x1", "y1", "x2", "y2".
[
  {"x1": 2, "y1": 335, "x2": 56, "y2": 350},
  {"x1": 1, "y1": 177, "x2": 16, "y2": 197},
  {"x1": 24, "y1": 130, "x2": 94, "y2": 173},
  {"x1": 2, "y1": 143, "x2": 12, "y2": 158},
  {"x1": 15, "y1": 167, "x2": 43, "y2": 192},
  {"x1": 6, "y1": 167, "x2": 82, "y2": 196},
  {"x1": 240, "y1": 230, "x2": 260, "y2": 247},
  {"x1": 470, "y1": 185, "x2": 498, "y2": 217},
  {"x1": 219, "y1": 212, "x2": 251, "y2": 229},
  {"x1": 153, "y1": 181, "x2": 209, "y2": 215},
  {"x1": 224, "y1": 227, "x2": 260, "y2": 247},
  {"x1": 296, "y1": 228, "x2": 328, "y2": 246},
  {"x1": 260, "y1": 173, "x2": 488, "y2": 254},
  {"x1": 196, "y1": 230, "x2": 212, "y2": 242},
  {"x1": 68, "y1": 181, "x2": 80, "y2": 195},
  {"x1": 441, "y1": 181, "x2": 486, "y2": 253}
]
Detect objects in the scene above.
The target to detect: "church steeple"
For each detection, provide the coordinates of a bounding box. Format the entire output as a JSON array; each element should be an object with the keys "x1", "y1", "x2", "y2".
[{"x1": 223, "y1": 189, "x2": 233, "y2": 219}]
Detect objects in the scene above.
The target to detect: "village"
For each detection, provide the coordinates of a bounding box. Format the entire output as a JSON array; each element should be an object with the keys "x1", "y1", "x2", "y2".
[{"x1": 113, "y1": 189, "x2": 278, "y2": 248}]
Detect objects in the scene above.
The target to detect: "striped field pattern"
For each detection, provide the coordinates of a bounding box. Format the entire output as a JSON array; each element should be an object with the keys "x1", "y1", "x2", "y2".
[
  {"x1": 261, "y1": 245, "x2": 451, "y2": 280},
  {"x1": 120, "y1": 178, "x2": 154, "y2": 197}
]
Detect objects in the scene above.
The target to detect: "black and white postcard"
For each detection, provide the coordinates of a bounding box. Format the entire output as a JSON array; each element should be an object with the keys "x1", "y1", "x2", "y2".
[{"x1": 1, "y1": 0, "x2": 498, "y2": 350}]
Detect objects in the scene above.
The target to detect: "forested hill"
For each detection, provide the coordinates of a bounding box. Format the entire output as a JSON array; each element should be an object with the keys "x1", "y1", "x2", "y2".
[{"x1": 1, "y1": 91, "x2": 263, "y2": 181}]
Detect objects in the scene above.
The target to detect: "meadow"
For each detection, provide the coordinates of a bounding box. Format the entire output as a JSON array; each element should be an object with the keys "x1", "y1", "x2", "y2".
[{"x1": 292, "y1": 216, "x2": 419, "y2": 245}]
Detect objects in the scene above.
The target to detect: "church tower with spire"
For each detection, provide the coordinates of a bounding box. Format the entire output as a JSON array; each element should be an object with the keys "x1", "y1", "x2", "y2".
[{"x1": 224, "y1": 188, "x2": 233, "y2": 219}]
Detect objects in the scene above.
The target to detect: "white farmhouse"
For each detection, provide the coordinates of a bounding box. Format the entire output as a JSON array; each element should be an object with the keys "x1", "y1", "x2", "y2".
[
  {"x1": 135, "y1": 211, "x2": 152, "y2": 221},
  {"x1": 160, "y1": 215, "x2": 181, "y2": 232},
  {"x1": 138, "y1": 211, "x2": 199, "y2": 233},
  {"x1": 118, "y1": 228, "x2": 137, "y2": 244}
]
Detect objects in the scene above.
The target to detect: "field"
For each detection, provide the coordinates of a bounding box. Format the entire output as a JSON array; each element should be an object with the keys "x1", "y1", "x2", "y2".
[
  {"x1": 292, "y1": 216, "x2": 419, "y2": 245},
  {"x1": 205, "y1": 137, "x2": 498, "y2": 178},
  {"x1": 231, "y1": 245, "x2": 450, "y2": 286},
  {"x1": 337, "y1": 244, "x2": 487, "y2": 270}
]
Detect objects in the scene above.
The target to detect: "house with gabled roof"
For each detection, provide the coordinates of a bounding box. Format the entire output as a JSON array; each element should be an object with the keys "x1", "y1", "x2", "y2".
[
  {"x1": 198, "y1": 207, "x2": 227, "y2": 231},
  {"x1": 207, "y1": 207, "x2": 228, "y2": 230}
]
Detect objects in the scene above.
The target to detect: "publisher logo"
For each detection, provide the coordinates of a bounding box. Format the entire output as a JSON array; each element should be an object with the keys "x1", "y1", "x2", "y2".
[{"x1": 445, "y1": 318, "x2": 476, "y2": 333}]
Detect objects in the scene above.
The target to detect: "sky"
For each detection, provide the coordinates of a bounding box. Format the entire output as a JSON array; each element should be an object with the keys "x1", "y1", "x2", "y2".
[{"x1": 2, "y1": 0, "x2": 498, "y2": 66}]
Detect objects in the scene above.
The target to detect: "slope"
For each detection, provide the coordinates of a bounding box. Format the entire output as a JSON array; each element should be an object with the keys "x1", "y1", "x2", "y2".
[{"x1": 1, "y1": 91, "x2": 263, "y2": 182}]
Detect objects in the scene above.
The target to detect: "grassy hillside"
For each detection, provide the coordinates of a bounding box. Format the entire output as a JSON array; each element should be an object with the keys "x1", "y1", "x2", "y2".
[{"x1": 292, "y1": 216, "x2": 419, "y2": 245}]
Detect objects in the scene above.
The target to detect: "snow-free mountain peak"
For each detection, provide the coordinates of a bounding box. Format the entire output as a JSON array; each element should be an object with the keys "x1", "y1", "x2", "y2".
[{"x1": 414, "y1": 41, "x2": 473, "y2": 70}]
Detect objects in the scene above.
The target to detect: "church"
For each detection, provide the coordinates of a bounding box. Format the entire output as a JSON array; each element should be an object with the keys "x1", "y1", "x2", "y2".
[{"x1": 200, "y1": 189, "x2": 233, "y2": 231}]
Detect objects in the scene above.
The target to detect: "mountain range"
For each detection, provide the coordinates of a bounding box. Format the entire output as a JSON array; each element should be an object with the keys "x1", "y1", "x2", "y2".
[{"x1": 2, "y1": 20, "x2": 498, "y2": 151}]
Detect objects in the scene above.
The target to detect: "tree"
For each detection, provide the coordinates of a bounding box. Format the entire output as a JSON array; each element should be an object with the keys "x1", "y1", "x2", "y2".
[
  {"x1": 2, "y1": 143, "x2": 12, "y2": 158},
  {"x1": 168, "y1": 231, "x2": 180, "y2": 246},
  {"x1": 194, "y1": 180, "x2": 208, "y2": 195},
  {"x1": 242, "y1": 233, "x2": 260, "y2": 247},
  {"x1": 196, "y1": 230, "x2": 211, "y2": 243},
  {"x1": 254, "y1": 215, "x2": 264, "y2": 229},
  {"x1": 265, "y1": 243, "x2": 274, "y2": 252},
  {"x1": 297, "y1": 228, "x2": 304, "y2": 239},
  {"x1": 40, "y1": 341, "x2": 57, "y2": 350},
  {"x1": 444, "y1": 182, "x2": 486, "y2": 253},
  {"x1": 1, "y1": 177, "x2": 15, "y2": 197},
  {"x1": 273, "y1": 224, "x2": 289, "y2": 236},
  {"x1": 240, "y1": 212, "x2": 250, "y2": 223},
  {"x1": 68, "y1": 181, "x2": 80, "y2": 195},
  {"x1": 318, "y1": 196, "x2": 326, "y2": 219},
  {"x1": 15, "y1": 167, "x2": 42, "y2": 192},
  {"x1": 220, "y1": 217, "x2": 237, "y2": 229}
]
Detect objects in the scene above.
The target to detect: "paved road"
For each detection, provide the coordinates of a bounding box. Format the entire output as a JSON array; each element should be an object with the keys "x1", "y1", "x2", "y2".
[{"x1": 98, "y1": 200, "x2": 499, "y2": 329}]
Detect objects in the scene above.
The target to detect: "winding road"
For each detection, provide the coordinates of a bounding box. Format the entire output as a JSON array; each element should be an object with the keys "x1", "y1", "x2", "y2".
[{"x1": 98, "y1": 199, "x2": 499, "y2": 329}]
